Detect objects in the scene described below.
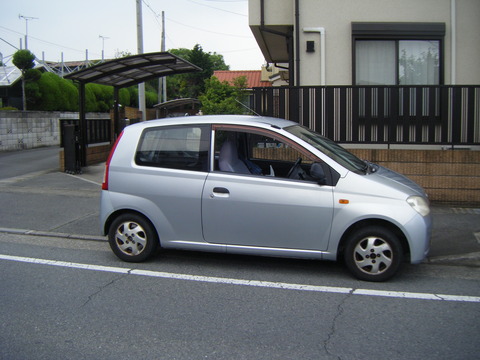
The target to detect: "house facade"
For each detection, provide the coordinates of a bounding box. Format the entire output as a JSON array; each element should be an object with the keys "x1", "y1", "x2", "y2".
[{"x1": 248, "y1": 0, "x2": 480, "y2": 86}]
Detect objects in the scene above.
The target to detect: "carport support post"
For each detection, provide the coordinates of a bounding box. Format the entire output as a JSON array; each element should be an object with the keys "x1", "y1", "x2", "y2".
[
  {"x1": 78, "y1": 81, "x2": 87, "y2": 167},
  {"x1": 113, "y1": 86, "x2": 120, "y2": 138}
]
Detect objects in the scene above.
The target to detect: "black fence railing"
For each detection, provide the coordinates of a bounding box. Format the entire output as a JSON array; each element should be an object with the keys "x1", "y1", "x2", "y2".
[
  {"x1": 60, "y1": 118, "x2": 111, "y2": 147},
  {"x1": 252, "y1": 85, "x2": 480, "y2": 146}
]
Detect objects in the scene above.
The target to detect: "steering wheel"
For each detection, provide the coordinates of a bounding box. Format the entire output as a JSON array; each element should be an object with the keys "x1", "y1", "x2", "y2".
[{"x1": 287, "y1": 157, "x2": 302, "y2": 178}]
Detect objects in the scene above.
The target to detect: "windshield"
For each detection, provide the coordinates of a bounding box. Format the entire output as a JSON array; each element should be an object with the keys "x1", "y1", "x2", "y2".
[{"x1": 285, "y1": 125, "x2": 367, "y2": 173}]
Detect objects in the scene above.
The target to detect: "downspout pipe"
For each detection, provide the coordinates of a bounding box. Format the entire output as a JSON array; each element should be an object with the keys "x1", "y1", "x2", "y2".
[
  {"x1": 451, "y1": 0, "x2": 456, "y2": 85},
  {"x1": 303, "y1": 27, "x2": 326, "y2": 85},
  {"x1": 295, "y1": 0, "x2": 300, "y2": 86}
]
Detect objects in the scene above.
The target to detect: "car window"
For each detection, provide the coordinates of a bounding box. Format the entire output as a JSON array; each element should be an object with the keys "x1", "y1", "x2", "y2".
[
  {"x1": 248, "y1": 132, "x2": 313, "y2": 165},
  {"x1": 135, "y1": 124, "x2": 210, "y2": 171},
  {"x1": 285, "y1": 125, "x2": 367, "y2": 174},
  {"x1": 214, "y1": 127, "x2": 326, "y2": 182}
]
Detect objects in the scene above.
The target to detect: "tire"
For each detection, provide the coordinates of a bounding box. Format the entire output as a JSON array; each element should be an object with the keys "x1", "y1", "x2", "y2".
[
  {"x1": 344, "y1": 226, "x2": 403, "y2": 282},
  {"x1": 108, "y1": 213, "x2": 159, "y2": 262}
]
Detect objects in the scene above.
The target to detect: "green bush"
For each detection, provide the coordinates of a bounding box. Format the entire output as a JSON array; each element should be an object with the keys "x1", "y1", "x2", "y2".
[
  {"x1": 119, "y1": 88, "x2": 130, "y2": 107},
  {"x1": 145, "y1": 90, "x2": 158, "y2": 108},
  {"x1": 36, "y1": 72, "x2": 64, "y2": 111}
]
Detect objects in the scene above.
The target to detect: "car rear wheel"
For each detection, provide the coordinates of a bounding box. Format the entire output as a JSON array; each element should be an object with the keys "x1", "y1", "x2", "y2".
[
  {"x1": 344, "y1": 226, "x2": 403, "y2": 282},
  {"x1": 108, "y1": 213, "x2": 159, "y2": 262}
]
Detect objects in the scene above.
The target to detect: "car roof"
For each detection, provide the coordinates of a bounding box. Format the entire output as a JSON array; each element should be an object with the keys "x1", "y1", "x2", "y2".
[{"x1": 126, "y1": 115, "x2": 298, "y2": 130}]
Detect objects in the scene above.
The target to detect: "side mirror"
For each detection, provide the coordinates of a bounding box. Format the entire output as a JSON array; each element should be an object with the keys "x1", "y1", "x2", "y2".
[{"x1": 310, "y1": 162, "x2": 327, "y2": 185}]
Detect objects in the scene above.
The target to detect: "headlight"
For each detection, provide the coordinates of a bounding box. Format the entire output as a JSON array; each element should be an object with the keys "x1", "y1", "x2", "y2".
[{"x1": 407, "y1": 196, "x2": 430, "y2": 216}]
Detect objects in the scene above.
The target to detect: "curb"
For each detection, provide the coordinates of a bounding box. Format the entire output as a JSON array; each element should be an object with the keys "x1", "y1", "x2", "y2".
[
  {"x1": 0, "y1": 227, "x2": 107, "y2": 242},
  {"x1": 427, "y1": 252, "x2": 480, "y2": 267}
]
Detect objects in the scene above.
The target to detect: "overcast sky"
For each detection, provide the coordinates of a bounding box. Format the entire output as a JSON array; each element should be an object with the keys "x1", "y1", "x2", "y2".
[{"x1": 0, "y1": 0, "x2": 265, "y2": 70}]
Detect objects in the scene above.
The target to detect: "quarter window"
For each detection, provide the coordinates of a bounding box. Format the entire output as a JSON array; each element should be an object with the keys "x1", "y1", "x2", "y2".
[{"x1": 135, "y1": 125, "x2": 210, "y2": 171}]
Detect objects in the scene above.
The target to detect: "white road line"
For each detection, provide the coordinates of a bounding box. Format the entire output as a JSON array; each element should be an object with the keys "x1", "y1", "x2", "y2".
[
  {"x1": 1, "y1": 253, "x2": 479, "y2": 303},
  {"x1": 63, "y1": 172, "x2": 102, "y2": 186}
]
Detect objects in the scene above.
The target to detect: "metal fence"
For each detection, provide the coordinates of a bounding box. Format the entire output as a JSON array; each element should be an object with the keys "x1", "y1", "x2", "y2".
[
  {"x1": 253, "y1": 85, "x2": 480, "y2": 146},
  {"x1": 60, "y1": 118, "x2": 111, "y2": 147}
]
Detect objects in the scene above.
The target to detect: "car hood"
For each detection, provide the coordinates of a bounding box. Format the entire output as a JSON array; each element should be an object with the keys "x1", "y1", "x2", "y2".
[{"x1": 372, "y1": 165, "x2": 426, "y2": 197}]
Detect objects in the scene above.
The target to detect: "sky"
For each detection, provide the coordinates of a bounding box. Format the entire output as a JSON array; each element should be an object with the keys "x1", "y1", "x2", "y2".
[{"x1": 0, "y1": 0, "x2": 265, "y2": 70}]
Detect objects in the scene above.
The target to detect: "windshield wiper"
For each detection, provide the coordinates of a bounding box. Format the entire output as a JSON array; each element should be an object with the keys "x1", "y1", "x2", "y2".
[{"x1": 363, "y1": 160, "x2": 378, "y2": 174}]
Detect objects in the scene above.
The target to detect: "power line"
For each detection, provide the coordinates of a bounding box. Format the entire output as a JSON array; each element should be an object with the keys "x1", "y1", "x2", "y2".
[
  {"x1": 186, "y1": 0, "x2": 247, "y2": 16},
  {"x1": 0, "y1": 25, "x2": 101, "y2": 57},
  {"x1": 166, "y1": 17, "x2": 251, "y2": 38}
]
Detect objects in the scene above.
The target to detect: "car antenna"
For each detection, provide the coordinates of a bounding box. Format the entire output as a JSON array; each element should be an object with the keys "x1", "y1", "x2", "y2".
[{"x1": 235, "y1": 98, "x2": 261, "y2": 116}]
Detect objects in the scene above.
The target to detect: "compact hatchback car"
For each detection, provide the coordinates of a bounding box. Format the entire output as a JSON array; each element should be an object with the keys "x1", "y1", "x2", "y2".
[{"x1": 100, "y1": 115, "x2": 431, "y2": 281}]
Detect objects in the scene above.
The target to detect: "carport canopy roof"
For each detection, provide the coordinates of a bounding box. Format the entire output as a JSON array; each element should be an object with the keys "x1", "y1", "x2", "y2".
[{"x1": 65, "y1": 52, "x2": 201, "y2": 88}]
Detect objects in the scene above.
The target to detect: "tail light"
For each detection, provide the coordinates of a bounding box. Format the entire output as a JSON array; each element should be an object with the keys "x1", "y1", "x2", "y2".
[{"x1": 102, "y1": 131, "x2": 123, "y2": 190}]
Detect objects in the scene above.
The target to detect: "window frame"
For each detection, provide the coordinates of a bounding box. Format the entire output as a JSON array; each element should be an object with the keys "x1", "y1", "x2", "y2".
[
  {"x1": 352, "y1": 22, "x2": 445, "y2": 85},
  {"x1": 135, "y1": 124, "x2": 211, "y2": 172}
]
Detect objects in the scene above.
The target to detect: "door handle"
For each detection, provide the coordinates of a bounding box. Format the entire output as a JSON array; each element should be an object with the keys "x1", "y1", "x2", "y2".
[
  {"x1": 211, "y1": 187, "x2": 230, "y2": 198},
  {"x1": 213, "y1": 187, "x2": 229, "y2": 194}
]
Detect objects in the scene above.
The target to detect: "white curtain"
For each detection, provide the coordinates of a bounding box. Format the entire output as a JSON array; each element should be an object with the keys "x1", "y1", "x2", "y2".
[{"x1": 356, "y1": 41, "x2": 396, "y2": 85}]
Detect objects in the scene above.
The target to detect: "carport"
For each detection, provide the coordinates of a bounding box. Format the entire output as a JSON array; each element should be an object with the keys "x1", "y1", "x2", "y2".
[{"x1": 65, "y1": 52, "x2": 201, "y2": 167}]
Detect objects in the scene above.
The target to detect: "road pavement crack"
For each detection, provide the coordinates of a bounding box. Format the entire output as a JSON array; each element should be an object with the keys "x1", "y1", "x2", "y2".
[
  {"x1": 49, "y1": 211, "x2": 99, "y2": 232},
  {"x1": 81, "y1": 272, "x2": 131, "y2": 308},
  {"x1": 322, "y1": 291, "x2": 352, "y2": 360}
]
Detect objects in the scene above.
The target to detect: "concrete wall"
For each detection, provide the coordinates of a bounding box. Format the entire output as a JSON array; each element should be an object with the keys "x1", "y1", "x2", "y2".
[{"x1": 0, "y1": 110, "x2": 109, "y2": 152}]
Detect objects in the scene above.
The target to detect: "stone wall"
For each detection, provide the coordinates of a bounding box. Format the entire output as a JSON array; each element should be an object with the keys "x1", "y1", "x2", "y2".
[
  {"x1": 0, "y1": 110, "x2": 109, "y2": 152},
  {"x1": 349, "y1": 149, "x2": 480, "y2": 205},
  {"x1": 58, "y1": 144, "x2": 112, "y2": 172}
]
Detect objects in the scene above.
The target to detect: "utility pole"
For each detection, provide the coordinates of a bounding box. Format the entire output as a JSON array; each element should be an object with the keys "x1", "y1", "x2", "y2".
[
  {"x1": 18, "y1": 14, "x2": 38, "y2": 50},
  {"x1": 158, "y1": 11, "x2": 167, "y2": 104},
  {"x1": 136, "y1": 0, "x2": 146, "y2": 122}
]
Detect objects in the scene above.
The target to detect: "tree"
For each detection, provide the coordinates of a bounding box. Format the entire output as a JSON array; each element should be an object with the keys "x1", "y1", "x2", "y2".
[
  {"x1": 168, "y1": 45, "x2": 229, "y2": 100},
  {"x1": 12, "y1": 49, "x2": 36, "y2": 110},
  {"x1": 199, "y1": 75, "x2": 249, "y2": 115}
]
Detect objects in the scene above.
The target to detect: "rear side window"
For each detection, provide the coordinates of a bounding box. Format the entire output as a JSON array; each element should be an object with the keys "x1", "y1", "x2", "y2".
[{"x1": 135, "y1": 125, "x2": 210, "y2": 171}]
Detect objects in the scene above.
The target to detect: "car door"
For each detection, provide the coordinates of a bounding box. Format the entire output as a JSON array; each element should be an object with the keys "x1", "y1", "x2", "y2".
[
  {"x1": 201, "y1": 127, "x2": 335, "y2": 251},
  {"x1": 132, "y1": 124, "x2": 211, "y2": 243}
]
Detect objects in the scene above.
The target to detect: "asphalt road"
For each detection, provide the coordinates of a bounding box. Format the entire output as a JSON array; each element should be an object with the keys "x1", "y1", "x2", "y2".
[
  {"x1": 0, "y1": 233, "x2": 479, "y2": 360},
  {"x1": 0, "y1": 146, "x2": 479, "y2": 359},
  {"x1": 0, "y1": 146, "x2": 59, "y2": 180}
]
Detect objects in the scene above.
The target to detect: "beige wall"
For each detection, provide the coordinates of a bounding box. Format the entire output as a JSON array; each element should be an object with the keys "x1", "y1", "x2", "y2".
[
  {"x1": 249, "y1": 0, "x2": 480, "y2": 85},
  {"x1": 249, "y1": 0, "x2": 291, "y2": 25}
]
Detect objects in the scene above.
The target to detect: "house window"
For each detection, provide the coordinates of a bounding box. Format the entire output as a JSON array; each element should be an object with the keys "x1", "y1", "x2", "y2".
[{"x1": 352, "y1": 23, "x2": 445, "y2": 85}]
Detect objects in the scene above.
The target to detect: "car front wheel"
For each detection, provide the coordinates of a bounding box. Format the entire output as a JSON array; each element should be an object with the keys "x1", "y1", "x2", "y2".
[
  {"x1": 344, "y1": 226, "x2": 403, "y2": 282},
  {"x1": 108, "y1": 213, "x2": 159, "y2": 262}
]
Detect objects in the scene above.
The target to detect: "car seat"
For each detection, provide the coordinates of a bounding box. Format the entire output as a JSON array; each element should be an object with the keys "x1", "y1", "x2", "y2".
[{"x1": 218, "y1": 140, "x2": 251, "y2": 174}]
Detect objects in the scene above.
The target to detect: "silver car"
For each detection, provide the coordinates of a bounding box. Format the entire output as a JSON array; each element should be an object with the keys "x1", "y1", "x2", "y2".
[{"x1": 100, "y1": 115, "x2": 431, "y2": 281}]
